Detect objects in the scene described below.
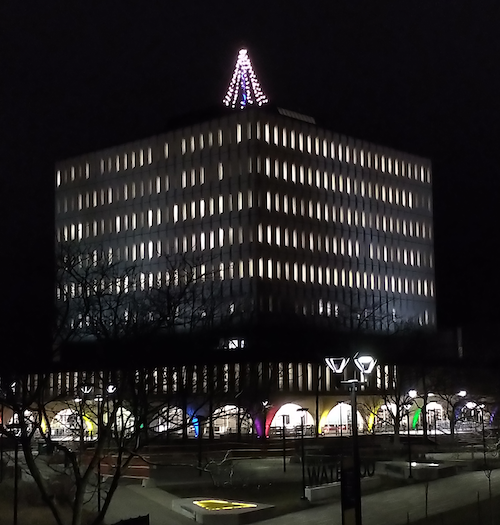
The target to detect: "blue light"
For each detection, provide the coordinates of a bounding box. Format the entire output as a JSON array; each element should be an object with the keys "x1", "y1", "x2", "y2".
[{"x1": 192, "y1": 416, "x2": 199, "y2": 438}]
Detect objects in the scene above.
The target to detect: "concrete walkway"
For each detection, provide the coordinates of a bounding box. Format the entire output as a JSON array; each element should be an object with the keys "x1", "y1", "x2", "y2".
[
  {"x1": 104, "y1": 484, "x2": 193, "y2": 525},
  {"x1": 261, "y1": 469, "x2": 500, "y2": 525},
  {"x1": 104, "y1": 469, "x2": 500, "y2": 525}
]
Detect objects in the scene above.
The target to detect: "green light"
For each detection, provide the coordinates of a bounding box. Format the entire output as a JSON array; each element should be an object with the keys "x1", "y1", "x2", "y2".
[{"x1": 412, "y1": 408, "x2": 421, "y2": 430}]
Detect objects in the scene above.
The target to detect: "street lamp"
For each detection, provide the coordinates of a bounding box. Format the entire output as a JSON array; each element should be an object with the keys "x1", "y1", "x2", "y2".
[
  {"x1": 93, "y1": 392, "x2": 105, "y2": 513},
  {"x1": 325, "y1": 355, "x2": 377, "y2": 525},
  {"x1": 281, "y1": 414, "x2": 289, "y2": 473},
  {"x1": 404, "y1": 402, "x2": 413, "y2": 479},
  {"x1": 196, "y1": 415, "x2": 208, "y2": 477},
  {"x1": 296, "y1": 407, "x2": 309, "y2": 500}
]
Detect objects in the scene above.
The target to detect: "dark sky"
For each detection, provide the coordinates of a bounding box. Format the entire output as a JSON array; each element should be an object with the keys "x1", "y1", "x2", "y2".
[{"x1": 2, "y1": 2, "x2": 499, "y2": 358}]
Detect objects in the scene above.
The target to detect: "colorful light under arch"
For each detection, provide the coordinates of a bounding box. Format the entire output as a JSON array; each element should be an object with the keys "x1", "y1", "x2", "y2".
[{"x1": 223, "y1": 49, "x2": 269, "y2": 109}]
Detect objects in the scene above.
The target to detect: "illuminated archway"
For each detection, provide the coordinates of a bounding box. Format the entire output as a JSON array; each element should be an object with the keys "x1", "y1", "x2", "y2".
[
  {"x1": 426, "y1": 401, "x2": 445, "y2": 429},
  {"x1": 51, "y1": 408, "x2": 94, "y2": 439},
  {"x1": 269, "y1": 403, "x2": 314, "y2": 436},
  {"x1": 151, "y1": 406, "x2": 184, "y2": 435},
  {"x1": 376, "y1": 403, "x2": 397, "y2": 432},
  {"x1": 111, "y1": 407, "x2": 135, "y2": 435},
  {"x1": 322, "y1": 403, "x2": 363, "y2": 434},
  {"x1": 212, "y1": 404, "x2": 253, "y2": 436},
  {"x1": 457, "y1": 402, "x2": 489, "y2": 433},
  {"x1": 7, "y1": 410, "x2": 35, "y2": 436}
]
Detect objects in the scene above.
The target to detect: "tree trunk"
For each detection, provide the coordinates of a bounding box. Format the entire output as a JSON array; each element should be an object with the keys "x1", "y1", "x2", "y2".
[
  {"x1": 72, "y1": 483, "x2": 86, "y2": 525},
  {"x1": 393, "y1": 413, "x2": 401, "y2": 448},
  {"x1": 21, "y1": 440, "x2": 65, "y2": 525},
  {"x1": 422, "y1": 372, "x2": 428, "y2": 439}
]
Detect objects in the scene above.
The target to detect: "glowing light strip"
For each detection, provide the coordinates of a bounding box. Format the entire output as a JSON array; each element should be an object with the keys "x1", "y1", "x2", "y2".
[
  {"x1": 223, "y1": 49, "x2": 269, "y2": 109},
  {"x1": 193, "y1": 499, "x2": 257, "y2": 511}
]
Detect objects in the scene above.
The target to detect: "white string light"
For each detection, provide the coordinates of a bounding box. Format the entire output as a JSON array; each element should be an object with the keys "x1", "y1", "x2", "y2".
[{"x1": 223, "y1": 49, "x2": 269, "y2": 109}]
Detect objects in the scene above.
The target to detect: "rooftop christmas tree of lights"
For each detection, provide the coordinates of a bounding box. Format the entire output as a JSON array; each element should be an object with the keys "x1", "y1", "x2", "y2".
[{"x1": 223, "y1": 48, "x2": 269, "y2": 109}]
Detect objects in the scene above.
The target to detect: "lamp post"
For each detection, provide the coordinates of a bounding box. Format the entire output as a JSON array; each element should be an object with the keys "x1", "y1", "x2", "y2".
[
  {"x1": 325, "y1": 355, "x2": 377, "y2": 525},
  {"x1": 10, "y1": 381, "x2": 19, "y2": 525},
  {"x1": 1, "y1": 398, "x2": 4, "y2": 483},
  {"x1": 80, "y1": 383, "x2": 100, "y2": 511},
  {"x1": 405, "y1": 403, "x2": 413, "y2": 479},
  {"x1": 296, "y1": 407, "x2": 309, "y2": 499},
  {"x1": 94, "y1": 393, "x2": 103, "y2": 513},
  {"x1": 196, "y1": 415, "x2": 207, "y2": 477},
  {"x1": 281, "y1": 414, "x2": 288, "y2": 473}
]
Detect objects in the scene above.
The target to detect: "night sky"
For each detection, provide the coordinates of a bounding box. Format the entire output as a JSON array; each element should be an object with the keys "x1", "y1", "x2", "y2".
[{"x1": 2, "y1": 2, "x2": 499, "y2": 359}]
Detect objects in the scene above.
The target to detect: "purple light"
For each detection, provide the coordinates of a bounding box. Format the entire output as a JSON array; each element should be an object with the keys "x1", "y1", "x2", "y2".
[{"x1": 223, "y1": 48, "x2": 269, "y2": 109}]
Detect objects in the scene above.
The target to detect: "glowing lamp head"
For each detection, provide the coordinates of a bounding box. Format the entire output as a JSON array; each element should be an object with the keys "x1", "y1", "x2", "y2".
[
  {"x1": 408, "y1": 390, "x2": 418, "y2": 398},
  {"x1": 354, "y1": 355, "x2": 377, "y2": 374},
  {"x1": 325, "y1": 357, "x2": 349, "y2": 374},
  {"x1": 457, "y1": 390, "x2": 467, "y2": 397},
  {"x1": 80, "y1": 384, "x2": 93, "y2": 395}
]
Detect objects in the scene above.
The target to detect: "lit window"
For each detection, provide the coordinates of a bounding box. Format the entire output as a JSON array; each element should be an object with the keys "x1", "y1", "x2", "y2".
[{"x1": 218, "y1": 162, "x2": 224, "y2": 180}]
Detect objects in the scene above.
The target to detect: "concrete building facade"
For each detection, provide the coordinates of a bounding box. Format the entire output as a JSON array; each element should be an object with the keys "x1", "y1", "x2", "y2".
[{"x1": 55, "y1": 106, "x2": 435, "y2": 334}]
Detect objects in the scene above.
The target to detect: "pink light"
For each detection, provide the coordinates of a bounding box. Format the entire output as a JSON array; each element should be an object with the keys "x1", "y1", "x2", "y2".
[{"x1": 223, "y1": 48, "x2": 269, "y2": 109}]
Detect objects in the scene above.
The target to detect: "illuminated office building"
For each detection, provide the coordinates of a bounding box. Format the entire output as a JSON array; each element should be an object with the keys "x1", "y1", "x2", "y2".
[{"x1": 55, "y1": 50, "x2": 435, "y2": 335}]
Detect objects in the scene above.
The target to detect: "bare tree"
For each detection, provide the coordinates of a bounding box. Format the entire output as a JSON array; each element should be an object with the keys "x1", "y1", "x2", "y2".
[
  {"x1": 0, "y1": 241, "x2": 240, "y2": 524},
  {"x1": 379, "y1": 365, "x2": 416, "y2": 447},
  {"x1": 54, "y1": 241, "x2": 237, "y2": 351},
  {"x1": 358, "y1": 396, "x2": 383, "y2": 434}
]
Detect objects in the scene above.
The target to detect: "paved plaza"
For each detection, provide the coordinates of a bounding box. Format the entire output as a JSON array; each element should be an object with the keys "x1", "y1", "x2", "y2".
[{"x1": 104, "y1": 468, "x2": 500, "y2": 525}]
